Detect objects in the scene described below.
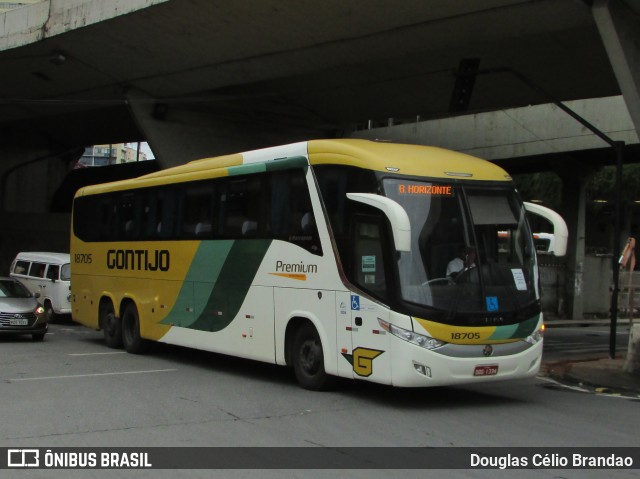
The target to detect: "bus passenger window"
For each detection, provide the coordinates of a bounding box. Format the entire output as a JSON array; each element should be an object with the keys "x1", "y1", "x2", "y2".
[
  {"x1": 116, "y1": 193, "x2": 139, "y2": 240},
  {"x1": 182, "y1": 182, "x2": 215, "y2": 238},
  {"x1": 270, "y1": 169, "x2": 321, "y2": 255}
]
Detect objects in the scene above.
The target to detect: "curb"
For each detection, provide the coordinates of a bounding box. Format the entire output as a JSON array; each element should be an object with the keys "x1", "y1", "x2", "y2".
[{"x1": 541, "y1": 358, "x2": 640, "y2": 397}]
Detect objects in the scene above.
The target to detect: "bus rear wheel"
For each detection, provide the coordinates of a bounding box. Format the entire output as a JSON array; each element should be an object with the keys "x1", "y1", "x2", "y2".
[
  {"x1": 101, "y1": 302, "x2": 122, "y2": 349},
  {"x1": 292, "y1": 323, "x2": 334, "y2": 391},
  {"x1": 122, "y1": 303, "x2": 149, "y2": 354}
]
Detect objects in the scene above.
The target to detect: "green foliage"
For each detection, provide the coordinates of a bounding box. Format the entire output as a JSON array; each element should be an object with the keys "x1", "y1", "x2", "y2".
[
  {"x1": 586, "y1": 164, "x2": 640, "y2": 203},
  {"x1": 513, "y1": 164, "x2": 640, "y2": 207},
  {"x1": 512, "y1": 172, "x2": 562, "y2": 209}
]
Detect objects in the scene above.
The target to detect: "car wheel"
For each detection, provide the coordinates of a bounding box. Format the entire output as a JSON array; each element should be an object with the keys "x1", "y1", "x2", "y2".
[
  {"x1": 31, "y1": 333, "x2": 45, "y2": 341},
  {"x1": 292, "y1": 323, "x2": 334, "y2": 391},
  {"x1": 121, "y1": 303, "x2": 149, "y2": 354}
]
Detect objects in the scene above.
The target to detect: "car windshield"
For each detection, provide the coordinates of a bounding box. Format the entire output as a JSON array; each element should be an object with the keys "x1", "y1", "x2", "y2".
[
  {"x1": 0, "y1": 279, "x2": 32, "y2": 298},
  {"x1": 383, "y1": 178, "x2": 537, "y2": 322}
]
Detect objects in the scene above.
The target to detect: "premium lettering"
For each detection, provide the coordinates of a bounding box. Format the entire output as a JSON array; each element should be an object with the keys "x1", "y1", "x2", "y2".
[
  {"x1": 107, "y1": 249, "x2": 170, "y2": 271},
  {"x1": 275, "y1": 260, "x2": 318, "y2": 274}
]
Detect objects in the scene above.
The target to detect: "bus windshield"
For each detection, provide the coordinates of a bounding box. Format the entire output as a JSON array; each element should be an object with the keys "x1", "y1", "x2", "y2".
[{"x1": 383, "y1": 178, "x2": 537, "y2": 323}]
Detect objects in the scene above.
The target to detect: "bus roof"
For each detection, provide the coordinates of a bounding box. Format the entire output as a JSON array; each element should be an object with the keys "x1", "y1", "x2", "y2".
[
  {"x1": 307, "y1": 139, "x2": 510, "y2": 180},
  {"x1": 75, "y1": 139, "x2": 511, "y2": 197}
]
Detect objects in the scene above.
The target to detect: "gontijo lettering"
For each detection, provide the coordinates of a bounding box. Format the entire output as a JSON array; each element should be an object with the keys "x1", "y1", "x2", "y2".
[{"x1": 107, "y1": 249, "x2": 170, "y2": 271}]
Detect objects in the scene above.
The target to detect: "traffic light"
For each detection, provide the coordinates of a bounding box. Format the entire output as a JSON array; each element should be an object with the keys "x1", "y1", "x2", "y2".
[{"x1": 449, "y1": 58, "x2": 480, "y2": 112}]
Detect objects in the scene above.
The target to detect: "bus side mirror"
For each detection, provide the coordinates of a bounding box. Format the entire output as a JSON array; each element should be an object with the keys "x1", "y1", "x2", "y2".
[
  {"x1": 347, "y1": 193, "x2": 411, "y2": 252},
  {"x1": 524, "y1": 202, "x2": 568, "y2": 257}
]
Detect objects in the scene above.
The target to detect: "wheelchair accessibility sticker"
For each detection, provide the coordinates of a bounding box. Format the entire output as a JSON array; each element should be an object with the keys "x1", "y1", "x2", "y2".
[
  {"x1": 486, "y1": 296, "x2": 499, "y2": 312},
  {"x1": 351, "y1": 295, "x2": 360, "y2": 311}
]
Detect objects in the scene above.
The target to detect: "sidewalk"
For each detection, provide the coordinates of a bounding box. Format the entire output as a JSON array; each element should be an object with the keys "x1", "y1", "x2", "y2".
[{"x1": 542, "y1": 318, "x2": 640, "y2": 396}]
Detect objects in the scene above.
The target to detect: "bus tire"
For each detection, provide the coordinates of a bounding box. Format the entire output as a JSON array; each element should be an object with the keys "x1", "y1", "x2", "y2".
[
  {"x1": 101, "y1": 302, "x2": 122, "y2": 349},
  {"x1": 122, "y1": 303, "x2": 150, "y2": 354},
  {"x1": 292, "y1": 322, "x2": 334, "y2": 391}
]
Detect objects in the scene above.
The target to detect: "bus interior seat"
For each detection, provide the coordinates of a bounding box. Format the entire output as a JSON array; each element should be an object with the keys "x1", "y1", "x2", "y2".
[
  {"x1": 195, "y1": 221, "x2": 212, "y2": 237},
  {"x1": 242, "y1": 220, "x2": 258, "y2": 237},
  {"x1": 301, "y1": 212, "x2": 315, "y2": 234}
]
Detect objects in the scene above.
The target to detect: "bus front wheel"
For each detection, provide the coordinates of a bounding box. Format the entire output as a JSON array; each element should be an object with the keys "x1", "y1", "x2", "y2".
[
  {"x1": 122, "y1": 303, "x2": 149, "y2": 354},
  {"x1": 292, "y1": 323, "x2": 334, "y2": 391}
]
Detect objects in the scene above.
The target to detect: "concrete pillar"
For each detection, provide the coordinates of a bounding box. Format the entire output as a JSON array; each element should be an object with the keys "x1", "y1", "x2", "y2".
[
  {"x1": 0, "y1": 144, "x2": 79, "y2": 213},
  {"x1": 558, "y1": 173, "x2": 588, "y2": 320},
  {"x1": 593, "y1": 0, "x2": 640, "y2": 139},
  {"x1": 0, "y1": 142, "x2": 79, "y2": 273}
]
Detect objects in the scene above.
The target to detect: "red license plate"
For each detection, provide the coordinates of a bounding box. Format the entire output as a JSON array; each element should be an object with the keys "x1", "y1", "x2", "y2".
[{"x1": 474, "y1": 365, "x2": 499, "y2": 377}]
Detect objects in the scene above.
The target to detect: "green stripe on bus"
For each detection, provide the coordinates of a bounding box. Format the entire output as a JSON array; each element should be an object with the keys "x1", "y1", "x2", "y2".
[
  {"x1": 227, "y1": 157, "x2": 308, "y2": 177},
  {"x1": 228, "y1": 163, "x2": 267, "y2": 176},
  {"x1": 487, "y1": 315, "x2": 539, "y2": 340},
  {"x1": 265, "y1": 157, "x2": 309, "y2": 171},
  {"x1": 512, "y1": 314, "x2": 539, "y2": 338},
  {"x1": 160, "y1": 240, "x2": 234, "y2": 329},
  {"x1": 162, "y1": 239, "x2": 272, "y2": 332},
  {"x1": 191, "y1": 239, "x2": 272, "y2": 332}
]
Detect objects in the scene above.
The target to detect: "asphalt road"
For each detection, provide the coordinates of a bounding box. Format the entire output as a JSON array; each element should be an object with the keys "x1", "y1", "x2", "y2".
[
  {"x1": 1, "y1": 321, "x2": 638, "y2": 479},
  {"x1": 543, "y1": 324, "x2": 631, "y2": 362}
]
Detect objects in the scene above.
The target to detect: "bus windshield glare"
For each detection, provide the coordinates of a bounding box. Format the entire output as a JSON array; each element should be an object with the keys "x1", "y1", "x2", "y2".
[{"x1": 383, "y1": 178, "x2": 537, "y2": 322}]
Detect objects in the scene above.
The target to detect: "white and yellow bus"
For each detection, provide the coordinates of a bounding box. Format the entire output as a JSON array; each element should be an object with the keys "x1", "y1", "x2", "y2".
[{"x1": 70, "y1": 139, "x2": 567, "y2": 390}]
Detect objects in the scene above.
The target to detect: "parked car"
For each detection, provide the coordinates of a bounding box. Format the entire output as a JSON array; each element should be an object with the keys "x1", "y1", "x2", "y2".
[
  {"x1": 9, "y1": 252, "x2": 71, "y2": 322},
  {"x1": 0, "y1": 277, "x2": 47, "y2": 341}
]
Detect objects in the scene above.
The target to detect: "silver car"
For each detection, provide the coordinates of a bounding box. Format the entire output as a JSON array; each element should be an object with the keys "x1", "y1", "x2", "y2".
[{"x1": 0, "y1": 277, "x2": 47, "y2": 341}]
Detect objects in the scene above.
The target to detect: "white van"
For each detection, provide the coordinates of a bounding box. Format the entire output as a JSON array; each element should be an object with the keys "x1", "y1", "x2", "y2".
[{"x1": 10, "y1": 252, "x2": 71, "y2": 321}]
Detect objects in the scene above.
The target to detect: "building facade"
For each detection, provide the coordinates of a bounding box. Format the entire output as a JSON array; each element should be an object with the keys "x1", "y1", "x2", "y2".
[{"x1": 78, "y1": 144, "x2": 149, "y2": 167}]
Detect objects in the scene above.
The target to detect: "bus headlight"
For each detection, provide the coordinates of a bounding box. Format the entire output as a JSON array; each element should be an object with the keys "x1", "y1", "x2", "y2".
[
  {"x1": 378, "y1": 319, "x2": 446, "y2": 350},
  {"x1": 524, "y1": 324, "x2": 545, "y2": 345}
]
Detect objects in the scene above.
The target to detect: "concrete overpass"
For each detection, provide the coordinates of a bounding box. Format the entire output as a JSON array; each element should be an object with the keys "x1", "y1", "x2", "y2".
[
  {"x1": 1, "y1": 0, "x2": 640, "y2": 319},
  {"x1": 1, "y1": 0, "x2": 639, "y2": 166}
]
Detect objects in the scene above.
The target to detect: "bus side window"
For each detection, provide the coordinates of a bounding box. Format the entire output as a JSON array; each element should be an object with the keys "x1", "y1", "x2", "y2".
[
  {"x1": 158, "y1": 188, "x2": 179, "y2": 239},
  {"x1": 100, "y1": 196, "x2": 115, "y2": 241},
  {"x1": 270, "y1": 169, "x2": 321, "y2": 255},
  {"x1": 116, "y1": 193, "x2": 139, "y2": 240},
  {"x1": 222, "y1": 180, "x2": 243, "y2": 237},
  {"x1": 177, "y1": 181, "x2": 216, "y2": 239}
]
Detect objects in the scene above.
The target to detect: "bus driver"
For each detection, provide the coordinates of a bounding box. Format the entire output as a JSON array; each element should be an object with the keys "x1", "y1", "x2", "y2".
[{"x1": 446, "y1": 246, "x2": 476, "y2": 278}]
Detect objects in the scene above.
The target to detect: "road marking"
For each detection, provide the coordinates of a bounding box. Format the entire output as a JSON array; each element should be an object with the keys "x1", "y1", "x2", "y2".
[
  {"x1": 68, "y1": 352, "x2": 127, "y2": 356},
  {"x1": 538, "y1": 376, "x2": 639, "y2": 399},
  {"x1": 8, "y1": 369, "x2": 177, "y2": 382},
  {"x1": 538, "y1": 376, "x2": 591, "y2": 393}
]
